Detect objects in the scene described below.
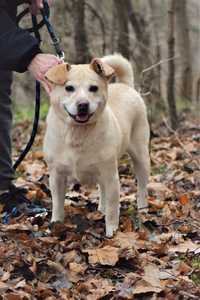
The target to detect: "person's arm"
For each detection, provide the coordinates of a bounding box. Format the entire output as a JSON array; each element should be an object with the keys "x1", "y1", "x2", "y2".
[
  {"x1": 0, "y1": 8, "x2": 41, "y2": 73},
  {"x1": 0, "y1": 0, "x2": 60, "y2": 92}
]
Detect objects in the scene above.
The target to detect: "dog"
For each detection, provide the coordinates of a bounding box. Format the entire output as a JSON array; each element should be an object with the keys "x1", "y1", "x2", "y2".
[{"x1": 43, "y1": 54, "x2": 150, "y2": 237}]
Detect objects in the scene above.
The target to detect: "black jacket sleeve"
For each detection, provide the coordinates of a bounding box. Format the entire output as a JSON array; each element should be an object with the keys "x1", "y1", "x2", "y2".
[{"x1": 0, "y1": 4, "x2": 41, "y2": 73}]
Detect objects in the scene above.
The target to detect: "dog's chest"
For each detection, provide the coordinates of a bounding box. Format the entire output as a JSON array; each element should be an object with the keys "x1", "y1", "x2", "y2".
[{"x1": 62, "y1": 156, "x2": 100, "y2": 185}]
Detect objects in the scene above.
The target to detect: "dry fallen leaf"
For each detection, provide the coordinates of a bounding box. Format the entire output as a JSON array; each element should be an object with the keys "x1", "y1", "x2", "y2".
[
  {"x1": 0, "y1": 271, "x2": 10, "y2": 282},
  {"x1": 133, "y1": 279, "x2": 162, "y2": 295},
  {"x1": 1, "y1": 119, "x2": 199, "y2": 299},
  {"x1": 179, "y1": 194, "x2": 189, "y2": 205},
  {"x1": 69, "y1": 262, "x2": 87, "y2": 274},
  {"x1": 143, "y1": 264, "x2": 162, "y2": 290},
  {"x1": 169, "y1": 240, "x2": 200, "y2": 253},
  {"x1": 176, "y1": 261, "x2": 192, "y2": 275},
  {"x1": 85, "y1": 246, "x2": 119, "y2": 266},
  {"x1": 113, "y1": 231, "x2": 139, "y2": 249},
  {"x1": 77, "y1": 277, "x2": 114, "y2": 300},
  {"x1": 148, "y1": 197, "x2": 165, "y2": 210},
  {"x1": 148, "y1": 182, "x2": 171, "y2": 194},
  {"x1": 0, "y1": 224, "x2": 32, "y2": 231}
]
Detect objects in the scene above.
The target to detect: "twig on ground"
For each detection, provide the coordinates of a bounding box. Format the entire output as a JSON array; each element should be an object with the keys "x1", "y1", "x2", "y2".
[{"x1": 179, "y1": 290, "x2": 199, "y2": 299}]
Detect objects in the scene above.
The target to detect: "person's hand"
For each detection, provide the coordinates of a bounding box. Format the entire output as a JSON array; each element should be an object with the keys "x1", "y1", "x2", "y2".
[
  {"x1": 28, "y1": 53, "x2": 61, "y2": 93},
  {"x1": 29, "y1": 0, "x2": 53, "y2": 15}
]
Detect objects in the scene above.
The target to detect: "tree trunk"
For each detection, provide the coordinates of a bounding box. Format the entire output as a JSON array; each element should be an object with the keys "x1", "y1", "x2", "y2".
[
  {"x1": 115, "y1": 0, "x2": 129, "y2": 59},
  {"x1": 125, "y1": 0, "x2": 149, "y2": 53},
  {"x1": 174, "y1": 0, "x2": 192, "y2": 101},
  {"x1": 167, "y1": 0, "x2": 178, "y2": 130},
  {"x1": 149, "y1": 0, "x2": 162, "y2": 98},
  {"x1": 72, "y1": 0, "x2": 91, "y2": 64}
]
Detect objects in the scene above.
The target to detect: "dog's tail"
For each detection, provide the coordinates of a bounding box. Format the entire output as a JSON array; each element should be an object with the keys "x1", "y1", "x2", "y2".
[{"x1": 101, "y1": 53, "x2": 134, "y2": 87}]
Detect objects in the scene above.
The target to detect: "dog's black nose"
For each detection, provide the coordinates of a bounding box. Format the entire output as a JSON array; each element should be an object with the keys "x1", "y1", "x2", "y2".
[{"x1": 77, "y1": 102, "x2": 89, "y2": 115}]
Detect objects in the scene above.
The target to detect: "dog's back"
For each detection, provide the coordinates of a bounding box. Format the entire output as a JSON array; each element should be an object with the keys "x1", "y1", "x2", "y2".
[{"x1": 101, "y1": 54, "x2": 148, "y2": 150}]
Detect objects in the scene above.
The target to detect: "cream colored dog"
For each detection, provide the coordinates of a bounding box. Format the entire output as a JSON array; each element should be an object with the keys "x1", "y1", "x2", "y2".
[{"x1": 43, "y1": 54, "x2": 150, "y2": 237}]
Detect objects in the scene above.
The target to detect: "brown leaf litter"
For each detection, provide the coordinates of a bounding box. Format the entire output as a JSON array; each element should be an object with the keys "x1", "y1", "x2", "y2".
[{"x1": 0, "y1": 118, "x2": 199, "y2": 299}]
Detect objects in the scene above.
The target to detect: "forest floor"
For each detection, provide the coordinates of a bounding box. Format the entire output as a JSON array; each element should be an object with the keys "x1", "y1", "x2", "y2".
[{"x1": 0, "y1": 116, "x2": 200, "y2": 300}]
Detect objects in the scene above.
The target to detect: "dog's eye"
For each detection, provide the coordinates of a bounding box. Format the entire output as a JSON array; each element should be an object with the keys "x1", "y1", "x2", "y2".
[
  {"x1": 89, "y1": 85, "x2": 98, "y2": 93},
  {"x1": 65, "y1": 85, "x2": 75, "y2": 92}
]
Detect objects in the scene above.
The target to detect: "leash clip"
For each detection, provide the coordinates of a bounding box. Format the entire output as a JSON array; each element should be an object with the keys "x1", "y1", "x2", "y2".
[{"x1": 58, "y1": 51, "x2": 65, "y2": 61}]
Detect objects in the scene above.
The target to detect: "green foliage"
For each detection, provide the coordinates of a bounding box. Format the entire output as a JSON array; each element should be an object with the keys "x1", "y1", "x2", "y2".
[
  {"x1": 192, "y1": 256, "x2": 200, "y2": 269},
  {"x1": 191, "y1": 257, "x2": 200, "y2": 286},
  {"x1": 14, "y1": 100, "x2": 49, "y2": 124},
  {"x1": 176, "y1": 96, "x2": 191, "y2": 112},
  {"x1": 180, "y1": 255, "x2": 200, "y2": 286},
  {"x1": 151, "y1": 164, "x2": 167, "y2": 175},
  {"x1": 191, "y1": 273, "x2": 200, "y2": 286}
]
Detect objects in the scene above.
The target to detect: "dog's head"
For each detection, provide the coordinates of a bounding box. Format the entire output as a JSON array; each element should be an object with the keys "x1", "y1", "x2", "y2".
[{"x1": 44, "y1": 59, "x2": 115, "y2": 124}]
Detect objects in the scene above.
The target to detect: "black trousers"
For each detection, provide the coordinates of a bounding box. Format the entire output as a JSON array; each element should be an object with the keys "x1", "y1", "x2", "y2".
[
  {"x1": 0, "y1": 70, "x2": 14, "y2": 189},
  {"x1": 0, "y1": 2, "x2": 17, "y2": 189}
]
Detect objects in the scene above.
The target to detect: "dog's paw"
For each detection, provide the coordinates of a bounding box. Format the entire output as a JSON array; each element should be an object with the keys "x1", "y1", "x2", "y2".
[
  {"x1": 106, "y1": 224, "x2": 118, "y2": 238},
  {"x1": 49, "y1": 220, "x2": 63, "y2": 229},
  {"x1": 51, "y1": 212, "x2": 64, "y2": 223},
  {"x1": 98, "y1": 204, "x2": 106, "y2": 215},
  {"x1": 138, "y1": 206, "x2": 149, "y2": 214}
]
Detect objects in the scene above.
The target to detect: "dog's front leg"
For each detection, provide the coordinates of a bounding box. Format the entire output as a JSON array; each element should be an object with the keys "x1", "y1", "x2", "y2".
[
  {"x1": 98, "y1": 184, "x2": 106, "y2": 214},
  {"x1": 49, "y1": 168, "x2": 67, "y2": 222},
  {"x1": 99, "y1": 160, "x2": 120, "y2": 237}
]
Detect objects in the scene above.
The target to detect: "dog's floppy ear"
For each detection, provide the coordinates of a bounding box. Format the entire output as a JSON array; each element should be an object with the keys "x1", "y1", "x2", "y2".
[
  {"x1": 90, "y1": 58, "x2": 115, "y2": 81},
  {"x1": 45, "y1": 63, "x2": 71, "y2": 85}
]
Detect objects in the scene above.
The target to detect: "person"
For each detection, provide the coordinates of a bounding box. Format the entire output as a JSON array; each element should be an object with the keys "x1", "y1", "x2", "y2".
[{"x1": 0, "y1": 0, "x2": 61, "y2": 200}]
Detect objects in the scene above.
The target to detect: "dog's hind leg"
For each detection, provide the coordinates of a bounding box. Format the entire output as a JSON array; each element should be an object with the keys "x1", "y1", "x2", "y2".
[
  {"x1": 49, "y1": 167, "x2": 67, "y2": 222},
  {"x1": 98, "y1": 160, "x2": 120, "y2": 237},
  {"x1": 128, "y1": 121, "x2": 150, "y2": 210}
]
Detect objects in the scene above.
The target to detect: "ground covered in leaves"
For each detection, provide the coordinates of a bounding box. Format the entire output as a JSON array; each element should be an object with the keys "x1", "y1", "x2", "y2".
[{"x1": 0, "y1": 117, "x2": 200, "y2": 300}]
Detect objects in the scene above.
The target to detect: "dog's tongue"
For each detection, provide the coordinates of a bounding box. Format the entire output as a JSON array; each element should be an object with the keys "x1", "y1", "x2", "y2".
[{"x1": 76, "y1": 114, "x2": 89, "y2": 122}]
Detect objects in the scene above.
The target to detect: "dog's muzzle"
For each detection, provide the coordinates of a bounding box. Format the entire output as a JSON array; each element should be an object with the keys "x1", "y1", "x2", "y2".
[{"x1": 64, "y1": 103, "x2": 94, "y2": 123}]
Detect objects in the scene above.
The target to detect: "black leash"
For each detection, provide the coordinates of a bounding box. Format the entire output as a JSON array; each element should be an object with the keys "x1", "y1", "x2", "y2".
[
  {"x1": 13, "y1": 0, "x2": 64, "y2": 170},
  {"x1": 40, "y1": 1, "x2": 64, "y2": 60}
]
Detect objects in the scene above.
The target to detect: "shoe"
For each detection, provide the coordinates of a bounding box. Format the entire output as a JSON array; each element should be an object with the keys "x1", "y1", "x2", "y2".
[
  {"x1": 0, "y1": 184, "x2": 30, "y2": 213},
  {"x1": 0, "y1": 184, "x2": 48, "y2": 224},
  {"x1": 0, "y1": 184, "x2": 29, "y2": 214},
  {"x1": 0, "y1": 189, "x2": 8, "y2": 196}
]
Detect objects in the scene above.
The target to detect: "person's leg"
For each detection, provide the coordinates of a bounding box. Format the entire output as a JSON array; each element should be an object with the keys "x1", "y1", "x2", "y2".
[{"x1": 0, "y1": 70, "x2": 14, "y2": 191}]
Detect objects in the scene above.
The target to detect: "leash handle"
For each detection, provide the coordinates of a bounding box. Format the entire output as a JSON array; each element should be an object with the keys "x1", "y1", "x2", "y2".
[
  {"x1": 17, "y1": 1, "x2": 64, "y2": 59},
  {"x1": 40, "y1": 0, "x2": 65, "y2": 59},
  {"x1": 16, "y1": 8, "x2": 48, "y2": 33}
]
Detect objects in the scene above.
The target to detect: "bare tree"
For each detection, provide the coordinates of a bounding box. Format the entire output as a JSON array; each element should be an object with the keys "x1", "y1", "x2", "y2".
[
  {"x1": 167, "y1": 0, "x2": 178, "y2": 130},
  {"x1": 174, "y1": 0, "x2": 192, "y2": 101},
  {"x1": 115, "y1": 0, "x2": 129, "y2": 59},
  {"x1": 125, "y1": 0, "x2": 150, "y2": 58},
  {"x1": 149, "y1": 0, "x2": 162, "y2": 98},
  {"x1": 72, "y1": 0, "x2": 91, "y2": 64},
  {"x1": 85, "y1": 2, "x2": 106, "y2": 54}
]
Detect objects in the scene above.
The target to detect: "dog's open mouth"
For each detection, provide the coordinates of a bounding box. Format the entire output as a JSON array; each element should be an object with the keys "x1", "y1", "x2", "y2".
[{"x1": 64, "y1": 106, "x2": 93, "y2": 123}]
